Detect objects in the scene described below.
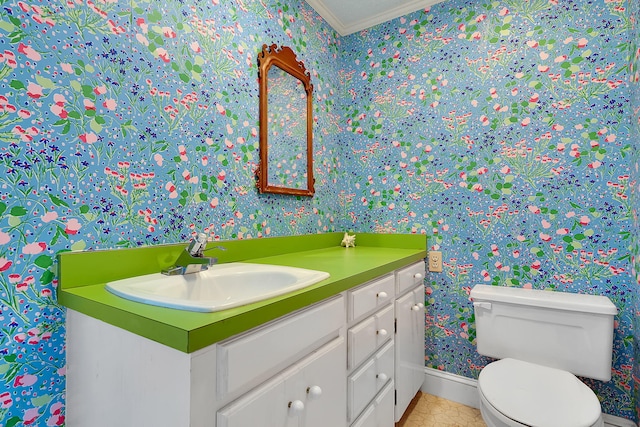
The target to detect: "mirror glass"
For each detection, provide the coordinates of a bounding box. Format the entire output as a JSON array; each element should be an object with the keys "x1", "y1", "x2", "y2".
[{"x1": 257, "y1": 44, "x2": 314, "y2": 196}]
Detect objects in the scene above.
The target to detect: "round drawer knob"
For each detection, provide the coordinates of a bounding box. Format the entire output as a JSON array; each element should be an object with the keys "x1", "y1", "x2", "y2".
[
  {"x1": 411, "y1": 304, "x2": 421, "y2": 311},
  {"x1": 377, "y1": 373, "x2": 388, "y2": 382},
  {"x1": 307, "y1": 385, "x2": 322, "y2": 398},
  {"x1": 288, "y1": 400, "x2": 305, "y2": 413},
  {"x1": 377, "y1": 291, "x2": 388, "y2": 299},
  {"x1": 414, "y1": 273, "x2": 423, "y2": 280},
  {"x1": 417, "y1": 303, "x2": 424, "y2": 308},
  {"x1": 377, "y1": 329, "x2": 388, "y2": 336}
]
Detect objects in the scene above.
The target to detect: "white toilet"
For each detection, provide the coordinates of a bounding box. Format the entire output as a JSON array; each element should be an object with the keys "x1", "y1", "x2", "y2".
[{"x1": 470, "y1": 285, "x2": 618, "y2": 427}]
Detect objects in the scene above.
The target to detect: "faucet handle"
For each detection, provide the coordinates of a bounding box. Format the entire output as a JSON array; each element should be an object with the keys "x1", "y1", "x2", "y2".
[{"x1": 187, "y1": 233, "x2": 208, "y2": 257}]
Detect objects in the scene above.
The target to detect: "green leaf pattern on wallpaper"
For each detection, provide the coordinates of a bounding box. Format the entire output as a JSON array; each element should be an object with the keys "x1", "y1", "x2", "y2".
[{"x1": 0, "y1": 0, "x2": 638, "y2": 424}]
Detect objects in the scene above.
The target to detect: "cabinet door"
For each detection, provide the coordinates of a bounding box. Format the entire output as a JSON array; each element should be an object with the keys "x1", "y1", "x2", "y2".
[
  {"x1": 394, "y1": 285, "x2": 425, "y2": 422},
  {"x1": 294, "y1": 337, "x2": 346, "y2": 427},
  {"x1": 218, "y1": 337, "x2": 346, "y2": 427},
  {"x1": 351, "y1": 382, "x2": 394, "y2": 427}
]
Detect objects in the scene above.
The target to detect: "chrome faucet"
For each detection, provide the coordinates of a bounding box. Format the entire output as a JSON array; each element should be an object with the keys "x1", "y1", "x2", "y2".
[{"x1": 162, "y1": 233, "x2": 226, "y2": 275}]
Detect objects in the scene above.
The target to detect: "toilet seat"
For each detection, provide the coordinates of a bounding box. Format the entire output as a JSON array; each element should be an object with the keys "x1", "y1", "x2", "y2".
[{"x1": 478, "y1": 358, "x2": 603, "y2": 427}]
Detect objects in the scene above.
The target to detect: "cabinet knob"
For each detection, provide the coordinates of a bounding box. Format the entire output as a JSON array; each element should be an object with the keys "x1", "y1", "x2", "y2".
[
  {"x1": 377, "y1": 291, "x2": 388, "y2": 299},
  {"x1": 417, "y1": 302, "x2": 424, "y2": 308},
  {"x1": 377, "y1": 329, "x2": 388, "y2": 336},
  {"x1": 376, "y1": 373, "x2": 388, "y2": 382},
  {"x1": 306, "y1": 385, "x2": 322, "y2": 398},
  {"x1": 414, "y1": 273, "x2": 423, "y2": 280},
  {"x1": 411, "y1": 304, "x2": 422, "y2": 311},
  {"x1": 288, "y1": 400, "x2": 305, "y2": 413}
]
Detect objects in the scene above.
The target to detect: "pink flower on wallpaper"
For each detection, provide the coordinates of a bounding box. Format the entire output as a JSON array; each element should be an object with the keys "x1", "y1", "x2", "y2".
[
  {"x1": 162, "y1": 26, "x2": 177, "y2": 38},
  {"x1": 50, "y1": 103, "x2": 68, "y2": 119},
  {"x1": 14, "y1": 374, "x2": 37, "y2": 387},
  {"x1": 22, "y1": 242, "x2": 46, "y2": 254},
  {"x1": 165, "y1": 182, "x2": 178, "y2": 199},
  {"x1": 0, "y1": 391, "x2": 12, "y2": 408},
  {"x1": 210, "y1": 197, "x2": 219, "y2": 208},
  {"x1": 136, "y1": 33, "x2": 149, "y2": 46},
  {"x1": 60, "y1": 63, "x2": 73, "y2": 73},
  {"x1": 136, "y1": 17, "x2": 148, "y2": 33},
  {"x1": 83, "y1": 99, "x2": 96, "y2": 111},
  {"x1": 0, "y1": 231, "x2": 9, "y2": 245},
  {"x1": 93, "y1": 85, "x2": 107, "y2": 95},
  {"x1": 0, "y1": 257, "x2": 12, "y2": 272},
  {"x1": 46, "y1": 402, "x2": 65, "y2": 426},
  {"x1": 23, "y1": 407, "x2": 40, "y2": 425},
  {"x1": 65, "y1": 219, "x2": 82, "y2": 235},
  {"x1": 588, "y1": 161, "x2": 602, "y2": 169},
  {"x1": 107, "y1": 19, "x2": 126, "y2": 35},
  {"x1": 26, "y1": 82, "x2": 43, "y2": 99},
  {"x1": 156, "y1": 48, "x2": 170, "y2": 63},
  {"x1": 102, "y1": 98, "x2": 116, "y2": 110},
  {"x1": 17, "y1": 43, "x2": 41, "y2": 61},
  {"x1": 41, "y1": 211, "x2": 58, "y2": 223},
  {"x1": 79, "y1": 132, "x2": 97, "y2": 144}
]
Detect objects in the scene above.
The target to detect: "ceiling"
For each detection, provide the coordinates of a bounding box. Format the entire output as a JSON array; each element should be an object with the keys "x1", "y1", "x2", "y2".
[{"x1": 304, "y1": 0, "x2": 446, "y2": 36}]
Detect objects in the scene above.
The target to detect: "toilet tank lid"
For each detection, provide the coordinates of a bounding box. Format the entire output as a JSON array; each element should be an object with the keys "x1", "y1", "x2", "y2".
[{"x1": 470, "y1": 285, "x2": 618, "y2": 315}]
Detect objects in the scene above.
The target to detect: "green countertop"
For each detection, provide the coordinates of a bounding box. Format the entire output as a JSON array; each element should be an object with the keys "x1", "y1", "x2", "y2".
[{"x1": 58, "y1": 233, "x2": 426, "y2": 353}]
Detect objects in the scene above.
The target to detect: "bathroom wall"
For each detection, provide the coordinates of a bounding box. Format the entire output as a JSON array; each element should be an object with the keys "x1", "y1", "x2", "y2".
[
  {"x1": 1, "y1": 0, "x2": 638, "y2": 425},
  {"x1": 339, "y1": 0, "x2": 637, "y2": 421},
  {"x1": 628, "y1": 0, "x2": 640, "y2": 422},
  {"x1": 0, "y1": 0, "x2": 344, "y2": 424}
]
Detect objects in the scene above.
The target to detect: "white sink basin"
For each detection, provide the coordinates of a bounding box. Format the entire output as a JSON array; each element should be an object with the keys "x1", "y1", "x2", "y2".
[{"x1": 105, "y1": 263, "x2": 330, "y2": 312}]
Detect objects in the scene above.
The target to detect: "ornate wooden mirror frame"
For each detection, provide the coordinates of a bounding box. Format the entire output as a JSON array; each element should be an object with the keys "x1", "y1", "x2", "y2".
[{"x1": 256, "y1": 44, "x2": 314, "y2": 196}]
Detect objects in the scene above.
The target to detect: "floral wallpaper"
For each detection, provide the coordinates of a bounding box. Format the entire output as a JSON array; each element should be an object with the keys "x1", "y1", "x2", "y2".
[
  {"x1": 628, "y1": 0, "x2": 640, "y2": 421},
  {"x1": 0, "y1": 0, "x2": 344, "y2": 425},
  {"x1": 339, "y1": 0, "x2": 639, "y2": 422},
  {"x1": 0, "y1": 0, "x2": 638, "y2": 426}
]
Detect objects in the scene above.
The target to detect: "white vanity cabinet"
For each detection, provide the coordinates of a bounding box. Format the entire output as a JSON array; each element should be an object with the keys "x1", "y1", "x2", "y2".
[
  {"x1": 66, "y1": 261, "x2": 426, "y2": 427},
  {"x1": 67, "y1": 295, "x2": 345, "y2": 427},
  {"x1": 346, "y1": 260, "x2": 426, "y2": 427},
  {"x1": 217, "y1": 336, "x2": 345, "y2": 427},
  {"x1": 394, "y1": 263, "x2": 426, "y2": 422}
]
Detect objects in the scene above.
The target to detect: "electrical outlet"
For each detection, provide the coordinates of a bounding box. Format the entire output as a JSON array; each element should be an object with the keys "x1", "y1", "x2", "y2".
[{"x1": 428, "y1": 251, "x2": 442, "y2": 273}]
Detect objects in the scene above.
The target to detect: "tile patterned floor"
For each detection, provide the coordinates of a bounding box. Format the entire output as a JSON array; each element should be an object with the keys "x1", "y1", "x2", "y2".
[{"x1": 397, "y1": 393, "x2": 487, "y2": 427}]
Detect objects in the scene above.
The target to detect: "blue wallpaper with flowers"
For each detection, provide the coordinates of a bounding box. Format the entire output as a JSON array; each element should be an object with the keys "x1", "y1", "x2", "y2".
[
  {"x1": 338, "y1": 0, "x2": 639, "y2": 422},
  {"x1": 628, "y1": 0, "x2": 640, "y2": 420},
  {"x1": 0, "y1": 0, "x2": 637, "y2": 425},
  {"x1": 0, "y1": 0, "x2": 345, "y2": 425}
]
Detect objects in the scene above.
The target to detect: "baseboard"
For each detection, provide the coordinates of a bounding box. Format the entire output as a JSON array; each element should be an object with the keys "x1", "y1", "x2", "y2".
[
  {"x1": 422, "y1": 367, "x2": 636, "y2": 427},
  {"x1": 422, "y1": 367, "x2": 480, "y2": 409}
]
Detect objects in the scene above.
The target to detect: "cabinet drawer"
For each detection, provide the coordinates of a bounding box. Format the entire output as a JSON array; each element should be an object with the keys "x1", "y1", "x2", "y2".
[
  {"x1": 348, "y1": 304, "x2": 393, "y2": 369},
  {"x1": 395, "y1": 261, "x2": 426, "y2": 295},
  {"x1": 351, "y1": 382, "x2": 394, "y2": 427},
  {"x1": 217, "y1": 336, "x2": 346, "y2": 427},
  {"x1": 217, "y1": 295, "x2": 344, "y2": 397},
  {"x1": 348, "y1": 340, "x2": 394, "y2": 422},
  {"x1": 349, "y1": 274, "x2": 394, "y2": 322}
]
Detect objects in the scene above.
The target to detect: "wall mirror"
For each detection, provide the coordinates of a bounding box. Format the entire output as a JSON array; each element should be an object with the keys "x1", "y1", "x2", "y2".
[{"x1": 256, "y1": 44, "x2": 314, "y2": 196}]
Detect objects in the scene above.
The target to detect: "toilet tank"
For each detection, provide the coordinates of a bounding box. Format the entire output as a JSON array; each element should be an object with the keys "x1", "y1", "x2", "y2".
[{"x1": 470, "y1": 285, "x2": 618, "y2": 381}]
